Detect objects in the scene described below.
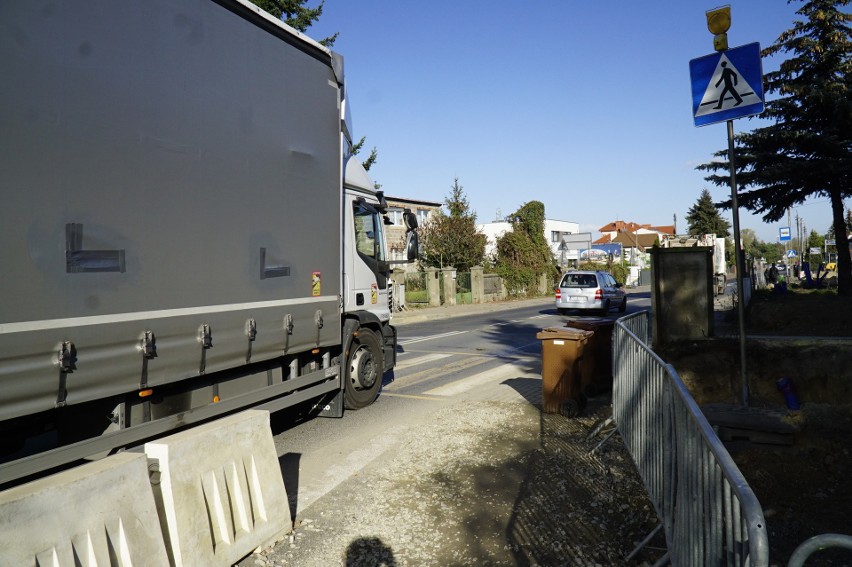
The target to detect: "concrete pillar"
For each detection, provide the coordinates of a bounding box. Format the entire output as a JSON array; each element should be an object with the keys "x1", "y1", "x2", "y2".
[
  {"x1": 470, "y1": 266, "x2": 484, "y2": 304},
  {"x1": 539, "y1": 272, "x2": 551, "y2": 296},
  {"x1": 441, "y1": 267, "x2": 457, "y2": 306},
  {"x1": 425, "y1": 267, "x2": 441, "y2": 307}
]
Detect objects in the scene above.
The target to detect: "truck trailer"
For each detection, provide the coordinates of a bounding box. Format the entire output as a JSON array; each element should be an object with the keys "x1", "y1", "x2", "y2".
[{"x1": 0, "y1": 0, "x2": 417, "y2": 485}]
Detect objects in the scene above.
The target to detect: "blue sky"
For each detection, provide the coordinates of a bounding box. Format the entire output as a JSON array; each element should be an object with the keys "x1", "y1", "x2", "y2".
[{"x1": 308, "y1": 1, "x2": 843, "y2": 243}]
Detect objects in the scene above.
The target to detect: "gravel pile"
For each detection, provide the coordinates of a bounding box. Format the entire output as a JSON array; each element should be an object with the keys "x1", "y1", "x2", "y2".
[{"x1": 243, "y1": 393, "x2": 661, "y2": 566}]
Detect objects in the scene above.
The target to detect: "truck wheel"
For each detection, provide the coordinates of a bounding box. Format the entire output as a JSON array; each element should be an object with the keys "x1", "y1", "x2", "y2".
[{"x1": 344, "y1": 328, "x2": 383, "y2": 410}]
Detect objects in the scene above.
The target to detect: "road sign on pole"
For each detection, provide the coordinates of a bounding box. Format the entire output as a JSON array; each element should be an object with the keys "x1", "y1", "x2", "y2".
[
  {"x1": 779, "y1": 227, "x2": 792, "y2": 241},
  {"x1": 689, "y1": 42, "x2": 764, "y2": 127}
]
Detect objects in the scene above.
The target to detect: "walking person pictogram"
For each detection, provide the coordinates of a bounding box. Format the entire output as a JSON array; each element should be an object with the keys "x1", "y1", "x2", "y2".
[{"x1": 714, "y1": 61, "x2": 743, "y2": 109}]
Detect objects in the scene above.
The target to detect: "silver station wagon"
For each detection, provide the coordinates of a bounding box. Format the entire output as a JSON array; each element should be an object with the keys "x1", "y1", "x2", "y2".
[{"x1": 555, "y1": 270, "x2": 627, "y2": 315}]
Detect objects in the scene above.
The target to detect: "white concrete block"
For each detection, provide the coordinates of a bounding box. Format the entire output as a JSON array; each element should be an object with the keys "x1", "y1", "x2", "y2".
[
  {"x1": 0, "y1": 451, "x2": 169, "y2": 566},
  {"x1": 145, "y1": 410, "x2": 290, "y2": 567}
]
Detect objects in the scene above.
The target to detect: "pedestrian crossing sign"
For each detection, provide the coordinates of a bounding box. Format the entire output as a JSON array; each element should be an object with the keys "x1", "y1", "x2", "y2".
[{"x1": 689, "y1": 42, "x2": 764, "y2": 127}]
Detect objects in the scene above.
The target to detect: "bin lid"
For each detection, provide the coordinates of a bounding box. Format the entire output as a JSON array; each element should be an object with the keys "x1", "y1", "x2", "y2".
[
  {"x1": 536, "y1": 327, "x2": 593, "y2": 341},
  {"x1": 564, "y1": 317, "x2": 615, "y2": 331}
]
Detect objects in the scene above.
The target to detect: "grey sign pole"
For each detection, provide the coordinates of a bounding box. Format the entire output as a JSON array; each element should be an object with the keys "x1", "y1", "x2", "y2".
[{"x1": 727, "y1": 119, "x2": 749, "y2": 406}]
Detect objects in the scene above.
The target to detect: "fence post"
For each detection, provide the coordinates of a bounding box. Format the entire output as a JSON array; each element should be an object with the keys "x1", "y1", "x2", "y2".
[
  {"x1": 426, "y1": 267, "x2": 441, "y2": 307},
  {"x1": 470, "y1": 266, "x2": 484, "y2": 304},
  {"x1": 441, "y1": 267, "x2": 457, "y2": 306}
]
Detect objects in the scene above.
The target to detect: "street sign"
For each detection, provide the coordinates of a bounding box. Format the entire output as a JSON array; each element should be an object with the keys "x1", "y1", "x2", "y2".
[
  {"x1": 787, "y1": 249, "x2": 798, "y2": 258},
  {"x1": 689, "y1": 42, "x2": 764, "y2": 127},
  {"x1": 779, "y1": 227, "x2": 791, "y2": 241}
]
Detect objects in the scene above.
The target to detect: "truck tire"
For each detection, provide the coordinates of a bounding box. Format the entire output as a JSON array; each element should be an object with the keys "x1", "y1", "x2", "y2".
[{"x1": 344, "y1": 328, "x2": 383, "y2": 410}]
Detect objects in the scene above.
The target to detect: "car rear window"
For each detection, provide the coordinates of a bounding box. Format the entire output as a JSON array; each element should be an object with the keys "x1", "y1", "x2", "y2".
[{"x1": 561, "y1": 274, "x2": 598, "y2": 288}]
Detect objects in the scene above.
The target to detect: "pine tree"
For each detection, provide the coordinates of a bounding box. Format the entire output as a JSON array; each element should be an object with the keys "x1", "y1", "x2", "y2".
[
  {"x1": 697, "y1": 0, "x2": 851, "y2": 295},
  {"x1": 685, "y1": 189, "x2": 732, "y2": 237},
  {"x1": 419, "y1": 179, "x2": 486, "y2": 271},
  {"x1": 250, "y1": 0, "x2": 338, "y2": 45}
]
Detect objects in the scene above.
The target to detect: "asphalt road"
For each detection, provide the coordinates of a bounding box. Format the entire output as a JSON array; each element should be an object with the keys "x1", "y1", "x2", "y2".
[{"x1": 239, "y1": 290, "x2": 653, "y2": 566}]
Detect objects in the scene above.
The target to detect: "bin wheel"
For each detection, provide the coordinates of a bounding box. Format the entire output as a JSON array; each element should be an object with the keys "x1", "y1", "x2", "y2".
[{"x1": 560, "y1": 399, "x2": 580, "y2": 418}]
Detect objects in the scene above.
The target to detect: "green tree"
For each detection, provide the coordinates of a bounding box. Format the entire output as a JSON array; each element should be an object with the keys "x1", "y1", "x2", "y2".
[
  {"x1": 493, "y1": 201, "x2": 557, "y2": 296},
  {"x1": 806, "y1": 228, "x2": 827, "y2": 267},
  {"x1": 418, "y1": 179, "x2": 486, "y2": 271},
  {"x1": 250, "y1": 0, "x2": 338, "y2": 45},
  {"x1": 685, "y1": 188, "x2": 732, "y2": 237},
  {"x1": 698, "y1": 0, "x2": 851, "y2": 294}
]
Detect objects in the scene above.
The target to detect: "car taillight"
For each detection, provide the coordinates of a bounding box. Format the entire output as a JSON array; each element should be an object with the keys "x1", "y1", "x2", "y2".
[
  {"x1": 555, "y1": 289, "x2": 561, "y2": 299},
  {"x1": 595, "y1": 289, "x2": 603, "y2": 301}
]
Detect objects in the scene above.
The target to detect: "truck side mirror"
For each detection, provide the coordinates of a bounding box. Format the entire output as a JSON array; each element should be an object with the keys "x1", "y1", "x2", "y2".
[
  {"x1": 405, "y1": 231, "x2": 419, "y2": 262},
  {"x1": 403, "y1": 210, "x2": 418, "y2": 230}
]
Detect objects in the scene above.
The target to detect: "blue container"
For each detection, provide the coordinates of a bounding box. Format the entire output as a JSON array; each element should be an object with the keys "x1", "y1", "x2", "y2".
[{"x1": 776, "y1": 377, "x2": 800, "y2": 410}]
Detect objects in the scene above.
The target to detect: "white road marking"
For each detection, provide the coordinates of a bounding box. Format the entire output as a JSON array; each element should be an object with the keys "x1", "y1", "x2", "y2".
[
  {"x1": 424, "y1": 363, "x2": 525, "y2": 397},
  {"x1": 393, "y1": 352, "x2": 453, "y2": 370},
  {"x1": 398, "y1": 330, "x2": 467, "y2": 345}
]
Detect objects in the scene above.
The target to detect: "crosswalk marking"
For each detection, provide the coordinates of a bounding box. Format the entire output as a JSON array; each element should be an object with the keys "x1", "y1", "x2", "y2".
[
  {"x1": 398, "y1": 330, "x2": 467, "y2": 345},
  {"x1": 393, "y1": 352, "x2": 453, "y2": 370}
]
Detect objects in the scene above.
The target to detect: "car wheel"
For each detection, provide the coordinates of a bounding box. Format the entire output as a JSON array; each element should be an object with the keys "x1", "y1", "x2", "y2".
[
  {"x1": 600, "y1": 300, "x2": 610, "y2": 315},
  {"x1": 618, "y1": 297, "x2": 627, "y2": 313}
]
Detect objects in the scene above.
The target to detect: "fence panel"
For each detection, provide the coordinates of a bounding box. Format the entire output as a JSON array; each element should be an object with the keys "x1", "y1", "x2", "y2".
[
  {"x1": 613, "y1": 311, "x2": 768, "y2": 566},
  {"x1": 404, "y1": 272, "x2": 429, "y2": 305},
  {"x1": 484, "y1": 274, "x2": 502, "y2": 295},
  {"x1": 455, "y1": 272, "x2": 472, "y2": 304}
]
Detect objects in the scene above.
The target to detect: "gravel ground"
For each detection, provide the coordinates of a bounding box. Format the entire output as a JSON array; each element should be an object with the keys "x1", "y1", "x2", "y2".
[{"x1": 242, "y1": 382, "x2": 661, "y2": 567}]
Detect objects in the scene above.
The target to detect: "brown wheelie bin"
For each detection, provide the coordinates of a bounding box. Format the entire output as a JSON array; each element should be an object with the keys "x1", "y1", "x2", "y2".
[
  {"x1": 564, "y1": 317, "x2": 615, "y2": 397},
  {"x1": 536, "y1": 327, "x2": 593, "y2": 417}
]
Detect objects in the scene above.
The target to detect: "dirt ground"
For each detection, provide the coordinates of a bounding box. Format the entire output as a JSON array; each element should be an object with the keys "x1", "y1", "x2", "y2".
[{"x1": 659, "y1": 287, "x2": 852, "y2": 566}]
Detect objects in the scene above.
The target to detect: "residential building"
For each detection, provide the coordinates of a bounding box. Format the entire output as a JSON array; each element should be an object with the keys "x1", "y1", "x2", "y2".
[
  {"x1": 594, "y1": 220, "x2": 675, "y2": 267},
  {"x1": 478, "y1": 219, "x2": 581, "y2": 261}
]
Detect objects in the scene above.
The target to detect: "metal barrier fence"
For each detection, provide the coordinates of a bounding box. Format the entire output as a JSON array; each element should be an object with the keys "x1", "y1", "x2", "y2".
[{"x1": 613, "y1": 311, "x2": 768, "y2": 566}]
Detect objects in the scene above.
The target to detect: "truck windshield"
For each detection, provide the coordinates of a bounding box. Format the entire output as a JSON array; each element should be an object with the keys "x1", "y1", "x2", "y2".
[{"x1": 353, "y1": 201, "x2": 386, "y2": 261}]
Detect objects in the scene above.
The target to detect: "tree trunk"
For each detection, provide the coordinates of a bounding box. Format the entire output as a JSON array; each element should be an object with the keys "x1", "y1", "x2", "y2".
[{"x1": 830, "y1": 189, "x2": 851, "y2": 296}]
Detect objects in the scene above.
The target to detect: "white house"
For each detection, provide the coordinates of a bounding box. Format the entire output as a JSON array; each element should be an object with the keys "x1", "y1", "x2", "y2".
[{"x1": 478, "y1": 219, "x2": 581, "y2": 262}]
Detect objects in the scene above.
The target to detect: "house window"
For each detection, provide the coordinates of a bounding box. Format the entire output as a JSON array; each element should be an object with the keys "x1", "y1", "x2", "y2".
[
  {"x1": 551, "y1": 231, "x2": 560, "y2": 243},
  {"x1": 387, "y1": 208, "x2": 404, "y2": 226},
  {"x1": 417, "y1": 209, "x2": 430, "y2": 225}
]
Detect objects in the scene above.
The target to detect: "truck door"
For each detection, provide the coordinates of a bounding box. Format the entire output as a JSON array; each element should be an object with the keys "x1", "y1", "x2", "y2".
[{"x1": 348, "y1": 199, "x2": 391, "y2": 318}]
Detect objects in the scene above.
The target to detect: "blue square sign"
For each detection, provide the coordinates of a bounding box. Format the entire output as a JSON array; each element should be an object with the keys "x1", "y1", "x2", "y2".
[{"x1": 690, "y1": 43, "x2": 765, "y2": 127}]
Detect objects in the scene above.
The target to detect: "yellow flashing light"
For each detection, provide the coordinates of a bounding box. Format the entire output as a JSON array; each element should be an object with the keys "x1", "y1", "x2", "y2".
[
  {"x1": 706, "y1": 5, "x2": 731, "y2": 34},
  {"x1": 706, "y1": 5, "x2": 731, "y2": 51}
]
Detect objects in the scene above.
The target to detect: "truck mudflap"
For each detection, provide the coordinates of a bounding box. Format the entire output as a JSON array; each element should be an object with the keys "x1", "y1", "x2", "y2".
[{"x1": 381, "y1": 322, "x2": 397, "y2": 373}]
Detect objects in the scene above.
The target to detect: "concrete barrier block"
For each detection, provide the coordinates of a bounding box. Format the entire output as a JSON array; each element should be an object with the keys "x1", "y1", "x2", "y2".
[
  {"x1": 145, "y1": 410, "x2": 290, "y2": 567},
  {"x1": 0, "y1": 451, "x2": 169, "y2": 566}
]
